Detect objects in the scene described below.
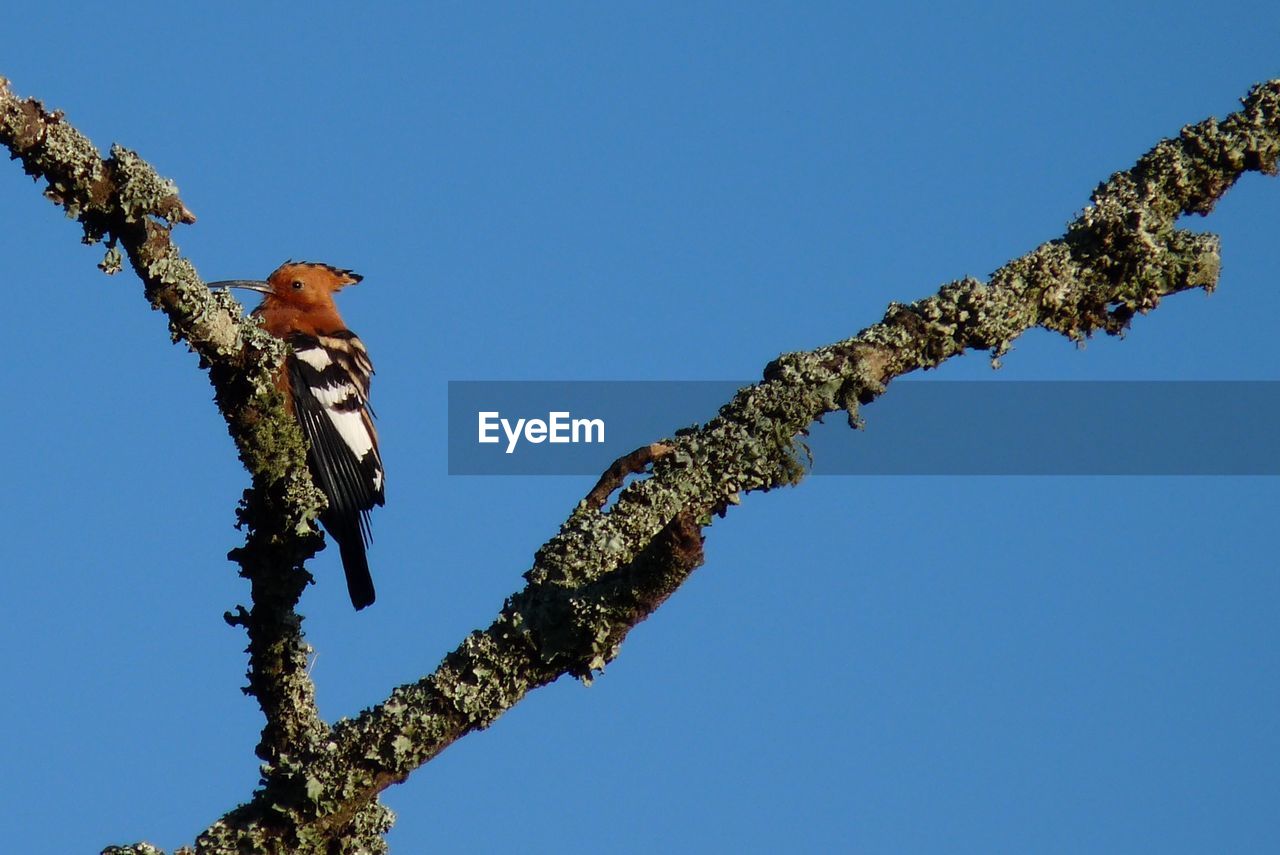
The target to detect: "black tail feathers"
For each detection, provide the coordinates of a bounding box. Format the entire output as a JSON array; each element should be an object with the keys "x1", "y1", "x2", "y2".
[{"x1": 337, "y1": 537, "x2": 376, "y2": 610}]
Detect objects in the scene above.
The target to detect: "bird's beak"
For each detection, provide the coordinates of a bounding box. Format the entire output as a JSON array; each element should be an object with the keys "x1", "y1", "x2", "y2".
[{"x1": 208, "y1": 279, "x2": 272, "y2": 294}]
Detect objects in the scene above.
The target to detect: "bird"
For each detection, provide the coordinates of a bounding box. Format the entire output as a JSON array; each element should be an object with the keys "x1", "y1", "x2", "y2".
[{"x1": 210, "y1": 261, "x2": 384, "y2": 609}]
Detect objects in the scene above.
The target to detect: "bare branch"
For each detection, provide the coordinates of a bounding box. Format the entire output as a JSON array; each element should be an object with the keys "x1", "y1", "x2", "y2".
[
  {"x1": 584, "y1": 442, "x2": 676, "y2": 509},
  {"x1": 314, "y1": 80, "x2": 1276, "y2": 821},
  {"x1": 5, "y1": 73, "x2": 1278, "y2": 853},
  {"x1": 1, "y1": 76, "x2": 344, "y2": 840}
]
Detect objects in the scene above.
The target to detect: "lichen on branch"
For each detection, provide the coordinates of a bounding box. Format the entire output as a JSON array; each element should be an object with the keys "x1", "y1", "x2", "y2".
[{"x1": 4, "y1": 73, "x2": 1279, "y2": 855}]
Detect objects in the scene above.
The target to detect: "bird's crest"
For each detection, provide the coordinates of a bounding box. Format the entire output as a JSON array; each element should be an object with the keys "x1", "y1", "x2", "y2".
[{"x1": 270, "y1": 260, "x2": 363, "y2": 291}]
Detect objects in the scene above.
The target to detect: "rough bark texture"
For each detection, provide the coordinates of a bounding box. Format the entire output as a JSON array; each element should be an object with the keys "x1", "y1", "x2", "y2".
[{"x1": 5, "y1": 75, "x2": 1279, "y2": 853}]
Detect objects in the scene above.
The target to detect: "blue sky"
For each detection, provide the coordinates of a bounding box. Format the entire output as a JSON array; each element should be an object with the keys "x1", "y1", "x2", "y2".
[{"x1": 2, "y1": 4, "x2": 1278, "y2": 852}]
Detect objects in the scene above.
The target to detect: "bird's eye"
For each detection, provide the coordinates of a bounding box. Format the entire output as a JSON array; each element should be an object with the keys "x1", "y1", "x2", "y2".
[{"x1": 292, "y1": 280, "x2": 304, "y2": 290}]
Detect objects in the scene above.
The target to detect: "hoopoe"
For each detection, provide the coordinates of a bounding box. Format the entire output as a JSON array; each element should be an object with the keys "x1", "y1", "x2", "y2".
[{"x1": 210, "y1": 262, "x2": 384, "y2": 610}]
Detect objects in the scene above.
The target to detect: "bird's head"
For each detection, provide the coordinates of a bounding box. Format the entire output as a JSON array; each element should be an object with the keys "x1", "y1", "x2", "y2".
[{"x1": 210, "y1": 261, "x2": 363, "y2": 310}]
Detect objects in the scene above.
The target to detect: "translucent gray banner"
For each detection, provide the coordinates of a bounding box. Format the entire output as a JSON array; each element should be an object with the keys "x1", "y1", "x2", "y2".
[{"x1": 447, "y1": 381, "x2": 1280, "y2": 475}]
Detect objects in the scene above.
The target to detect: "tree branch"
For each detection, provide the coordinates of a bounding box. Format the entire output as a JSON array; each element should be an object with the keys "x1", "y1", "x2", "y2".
[
  {"x1": 0, "y1": 76, "x2": 352, "y2": 845},
  {"x1": 5, "y1": 74, "x2": 1278, "y2": 853}
]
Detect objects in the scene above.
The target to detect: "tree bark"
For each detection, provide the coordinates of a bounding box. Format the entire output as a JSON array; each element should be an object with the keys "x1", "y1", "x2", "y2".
[{"x1": 4, "y1": 75, "x2": 1277, "y2": 854}]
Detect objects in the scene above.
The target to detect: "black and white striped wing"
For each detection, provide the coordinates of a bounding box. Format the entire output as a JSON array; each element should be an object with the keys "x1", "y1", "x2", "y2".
[{"x1": 287, "y1": 331, "x2": 385, "y2": 545}]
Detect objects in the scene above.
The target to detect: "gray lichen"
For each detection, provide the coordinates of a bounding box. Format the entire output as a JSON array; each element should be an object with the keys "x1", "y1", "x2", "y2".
[{"x1": 6, "y1": 73, "x2": 1280, "y2": 854}]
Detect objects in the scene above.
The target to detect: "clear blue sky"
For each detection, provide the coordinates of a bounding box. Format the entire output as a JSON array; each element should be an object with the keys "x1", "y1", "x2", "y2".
[{"x1": 2, "y1": 4, "x2": 1278, "y2": 853}]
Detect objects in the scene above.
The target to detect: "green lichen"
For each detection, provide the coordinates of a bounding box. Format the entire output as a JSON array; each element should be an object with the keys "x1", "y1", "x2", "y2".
[
  {"x1": 9, "y1": 72, "x2": 1280, "y2": 855},
  {"x1": 107, "y1": 144, "x2": 189, "y2": 225},
  {"x1": 98, "y1": 243, "x2": 123, "y2": 275}
]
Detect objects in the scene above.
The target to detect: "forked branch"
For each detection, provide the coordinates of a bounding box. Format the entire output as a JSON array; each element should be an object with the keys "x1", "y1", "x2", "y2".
[{"x1": 6, "y1": 76, "x2": 1277, "y2": 854}]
